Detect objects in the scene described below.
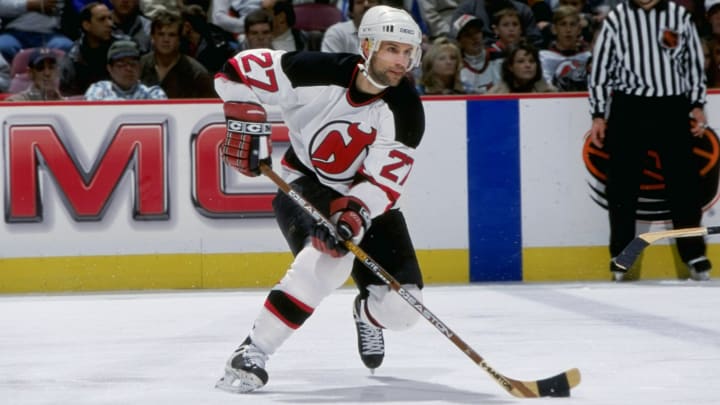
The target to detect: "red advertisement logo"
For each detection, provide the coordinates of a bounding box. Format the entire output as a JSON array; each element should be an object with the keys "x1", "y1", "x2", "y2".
[
  {"x1": 5, "y1": 119, "x2": 168, "y2": 223},
  {"x1": 3, "y1": 115, "x2": 291, "y2": 223}
]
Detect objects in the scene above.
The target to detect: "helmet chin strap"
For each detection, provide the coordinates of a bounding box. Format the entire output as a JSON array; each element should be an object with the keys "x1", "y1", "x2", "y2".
[
  {"x1": 358, "y1": 62, "x2": 389, "y2": 90},
  {"x1": 358, "y1": 41, "x2": 389, "y2": 90}
]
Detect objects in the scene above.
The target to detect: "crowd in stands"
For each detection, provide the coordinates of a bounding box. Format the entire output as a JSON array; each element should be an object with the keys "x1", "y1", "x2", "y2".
[{"x1": 1, "y1": 0, "x2": 720, "y2": 100}]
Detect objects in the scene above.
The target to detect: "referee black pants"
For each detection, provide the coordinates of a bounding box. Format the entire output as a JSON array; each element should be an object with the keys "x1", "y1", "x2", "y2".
[{"x1": 605, "y1": 93, "x2": 706, "y2": 262}]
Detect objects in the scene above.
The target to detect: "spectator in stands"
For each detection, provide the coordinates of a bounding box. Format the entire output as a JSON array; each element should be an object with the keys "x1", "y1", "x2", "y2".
[
  {"x1": 140, "y1": 10, "x2": 216, "y2": 98},
  {"x1": 0, "y1": 0, "x2": 74, "y2": 62},
  {"x1": 181, "y1": 4, "x2": 235, "y2": 74},
  {"x1": 539, "y1": 5, "x2": 591, "y2": 91},
  {"x1": 239, "y1": 9, "x2": 274, "y2": 50},
  {"x1": 0, "y1": 54, "x2": 10, "y2": 92},
  {"x1": 489, "y1": 41, "x2": 557, "y2": 93},
  {"x1": 59, "y1": 2, "x2": 120, "y2": 95},
  {"x1": 453, "y1": 14, "x2": 501, "y2": 93},
  {"x1": 555, "y1": 0, "x2": 594, "y2": 43},
  {"x1": 64, "y1": 1, "x2": 112, "y2": 40},
  {"x1": 6, "y1": 48, "x2": 64, "y2": 101},
  {"x1": 84, "y1": 40, "x2": 167, "y2": 99},
  {"x1": 417, "y1": 0, "x2": 461, "y2": 39},
  {"x1": 417, "y1": 38, "x2": 465, "y2": 94},
  {"x1": 488, "y1": 7, "x2": 523, "y2": 59},
  {"x1": 110, "y1": 0, "x2": 152, "y2": 54},
  {"x1": 271, "y1": 1, "x2": 308, "y2": 51},
  {"x1": 321, "y1": 0, "x2": 379, "y2": 53},
  {"x1": 211, "y1": 0, "x2": 272, "y2": 38},
  {"x1": 451, "y1": 0, "x2": 543, "y2": 47}
]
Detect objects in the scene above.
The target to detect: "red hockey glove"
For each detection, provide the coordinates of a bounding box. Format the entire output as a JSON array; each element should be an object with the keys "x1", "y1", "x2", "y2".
[
  {"x1": 311, "y1": 196, "x2": 372, "y2": 257},
  {"x1": 221, "y1": 101, "x2": 272, "y2": 177}
]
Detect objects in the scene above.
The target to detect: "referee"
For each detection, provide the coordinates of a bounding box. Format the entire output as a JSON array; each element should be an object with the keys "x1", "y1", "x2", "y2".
[{"x1": 588, "y1": 0, "x2": 711, "y2": 281}]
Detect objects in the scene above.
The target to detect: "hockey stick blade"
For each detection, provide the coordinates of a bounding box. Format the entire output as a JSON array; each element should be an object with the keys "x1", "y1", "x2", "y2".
[
  {"x1": 259, "y1": 163, "x2": 581, "y2": 398},
  {"x1": 614, "y1": 226, "x2": 720, "y2": 270},
  {"x1": 613, "y1": 238, "x2": 650, "y2": 270},
  {"x1": 529, "y1": 367, "x2": 581, "y2": 398}
]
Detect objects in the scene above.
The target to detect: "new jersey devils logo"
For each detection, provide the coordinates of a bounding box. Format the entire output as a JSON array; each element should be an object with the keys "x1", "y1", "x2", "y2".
[{"x1": 310, "y1": 121, "x2": 377, "y2": 181}]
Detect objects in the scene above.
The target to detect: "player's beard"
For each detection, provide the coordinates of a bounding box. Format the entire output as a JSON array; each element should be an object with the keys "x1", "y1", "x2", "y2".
[{"x1": 368, "y1": 61, "x2": 404, "y2": 87}]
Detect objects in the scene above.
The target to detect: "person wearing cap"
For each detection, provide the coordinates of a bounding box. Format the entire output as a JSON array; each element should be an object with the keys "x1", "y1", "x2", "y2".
[
  {"x1": 453, "y1": 13, "x2": 501, "y2": 93},
  {"x1": 84, "y1": 40, "x2": 167, "y2": 100},
  {"x1": 6, "y1": 48, "x2": 64, "y2": 101}
]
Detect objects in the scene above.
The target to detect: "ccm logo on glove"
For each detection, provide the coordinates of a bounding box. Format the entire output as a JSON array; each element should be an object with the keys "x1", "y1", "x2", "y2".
[
  {"x1": 227, "y1": 120, "x2": 272, "y2": 135},
  {"x1": 221, "y1": 101, "x2": 272, "y2": 177}
]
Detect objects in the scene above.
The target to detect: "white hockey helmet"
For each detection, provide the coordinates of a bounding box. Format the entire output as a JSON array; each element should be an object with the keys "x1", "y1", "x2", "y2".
[{"x1": 357, "y1": 5, "x2": 423, "y2": 72}]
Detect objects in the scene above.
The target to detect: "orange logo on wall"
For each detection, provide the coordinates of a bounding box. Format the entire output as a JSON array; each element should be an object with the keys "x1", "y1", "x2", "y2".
[{"x1": 582, "y1": 120, "x2": 720, "y2": 221}]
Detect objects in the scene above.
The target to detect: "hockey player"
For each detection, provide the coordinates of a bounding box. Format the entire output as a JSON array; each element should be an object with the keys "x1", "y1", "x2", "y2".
[{"x1": 213, "y1": 5, "x2": 426, "y2": 393}]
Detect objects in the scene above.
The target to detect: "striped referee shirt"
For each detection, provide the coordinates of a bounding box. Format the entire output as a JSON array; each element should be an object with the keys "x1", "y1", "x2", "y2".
[{"x1": 588, "y1": 0, "x2": 706, "y2": 117}]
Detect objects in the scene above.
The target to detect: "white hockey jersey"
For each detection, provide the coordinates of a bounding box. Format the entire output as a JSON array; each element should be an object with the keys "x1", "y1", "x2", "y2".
[
  {"x1": 215, "y1": 49, "x2": 425, "y2": 219},
  {"x1": 459, "y1": 52, "x2": 502, "y2": 94},
  {"x1": 539, "y1": 43, "x2": 592, "y2": 92}
]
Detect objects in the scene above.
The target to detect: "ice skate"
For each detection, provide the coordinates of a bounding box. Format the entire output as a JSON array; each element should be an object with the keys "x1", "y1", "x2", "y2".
[
  {"x1": 687, "y1": 256, "x2": 711, "y2": 281},
  {"x1": 215, "y1": 337, "x2": 269, "y2": 393},
  {"x1": 353, "y1": 295, "x2": 384, "y2": 371}
]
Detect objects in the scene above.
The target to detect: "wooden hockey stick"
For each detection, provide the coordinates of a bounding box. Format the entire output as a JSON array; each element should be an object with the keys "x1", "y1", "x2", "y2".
[
  {"x1": 614, "y1": 226, "x2": 720, "y2": 270},
  {"x1": 259, "y1": 163, "x2": 581, "y2": 398}
]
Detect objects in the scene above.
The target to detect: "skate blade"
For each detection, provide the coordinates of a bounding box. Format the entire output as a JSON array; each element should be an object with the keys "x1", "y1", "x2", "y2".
[{"x1": 215, "y1": 369, "x2": 265, "y2": 394}]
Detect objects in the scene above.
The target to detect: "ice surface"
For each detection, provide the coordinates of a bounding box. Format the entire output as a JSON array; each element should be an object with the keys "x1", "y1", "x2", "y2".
[{"x1": 1, "y1": 281, "x2": 719, "y2": 404}]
